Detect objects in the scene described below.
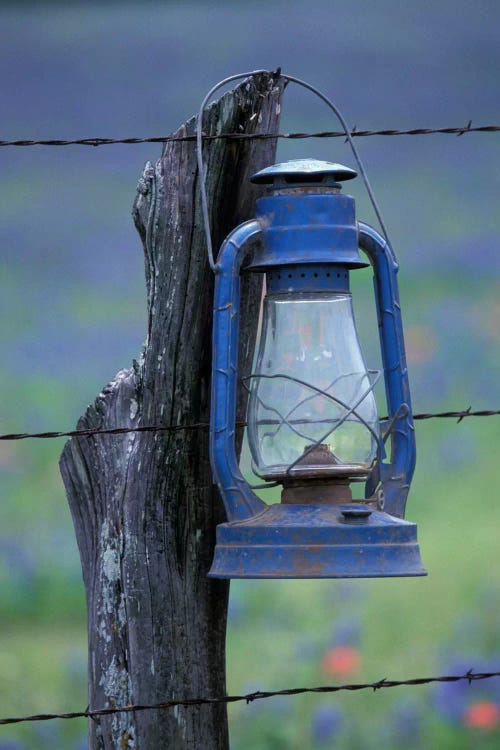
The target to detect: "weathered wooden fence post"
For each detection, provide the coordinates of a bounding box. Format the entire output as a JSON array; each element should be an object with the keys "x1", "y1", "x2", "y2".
[{"x1": 60, "y1": 72, "x2": 284, "y2": 749}]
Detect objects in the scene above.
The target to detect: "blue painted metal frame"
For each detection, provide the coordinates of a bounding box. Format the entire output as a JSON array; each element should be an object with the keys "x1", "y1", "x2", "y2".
[
  {"x1": 210, "y1": 219, "x2": 415, "y2": 522},
  {"x1": 208, "y1": 191, "x2": 423, "y2": 578},
  {"x1": 359, "y1": 223, "x2": 416, "y2": 519},
  {"x1": 247, "y1": 191, "x2": 367, "y2": 271},
  {"x1": 210, "y1": 219, "x2": 266, "y2": 521}
]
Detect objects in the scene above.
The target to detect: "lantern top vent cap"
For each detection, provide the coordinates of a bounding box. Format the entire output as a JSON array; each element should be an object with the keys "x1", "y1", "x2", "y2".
[{"x1": 251, "y1": 159, "x2": 358, "y2": 187}]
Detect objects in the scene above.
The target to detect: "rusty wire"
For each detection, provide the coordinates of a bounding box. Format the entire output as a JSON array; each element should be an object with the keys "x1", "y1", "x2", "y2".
[
  {"x1": 0, "y1": 408, "x2": 497, "y2": 442},
  {"x1": 0, "y1": 123, "x2": 498, "y2": 148},
  {"x1": 0, "y1": 669, "x2": 498, "y2": 726}
]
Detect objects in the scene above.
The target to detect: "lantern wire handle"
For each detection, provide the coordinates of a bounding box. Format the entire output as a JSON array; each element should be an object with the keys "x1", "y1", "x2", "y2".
[
  {"x1": 196, "y1": 70, "x2": 268, "y2": 272},
  {"x1": 196, "y1": 70, "x2": 394, "y2": 272}
]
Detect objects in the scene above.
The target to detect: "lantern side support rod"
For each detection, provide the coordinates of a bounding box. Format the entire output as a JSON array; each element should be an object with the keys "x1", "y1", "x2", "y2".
[
  {"x1": 359, "y1": 223, "x2": 415, "y2": 518},
  {"x1": 210, "y1": 219, "x2": 267, "y2": 521}
]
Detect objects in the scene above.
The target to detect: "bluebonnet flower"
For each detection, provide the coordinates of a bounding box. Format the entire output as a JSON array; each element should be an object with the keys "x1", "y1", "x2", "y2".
[
  {"x1": 0, "y1": 537, "x2": 36, "y2": 586},
  {"x1": 387, "y1": 697, "x2": 422, "y2": 746},
  {"x1": 334, "y1": 579, "x2": 366, "y2": 603},
  {"x1": 438, "y1": 431, "x2": 476, "y2": 468},
  {"x1": 33, "y1": 721, "x2": 62, "y2": 748},
  {"x1": 331, "y1": 615, "x2": 361, "y2": 647},
  {"x1": 311, "y1": 703, "x2": 342, "y2": 745}
]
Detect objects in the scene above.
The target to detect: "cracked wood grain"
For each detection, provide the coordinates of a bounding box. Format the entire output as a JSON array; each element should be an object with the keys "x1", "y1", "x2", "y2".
[{"x1": 59, "y1": 72, "x2": 284, "y2": 750}]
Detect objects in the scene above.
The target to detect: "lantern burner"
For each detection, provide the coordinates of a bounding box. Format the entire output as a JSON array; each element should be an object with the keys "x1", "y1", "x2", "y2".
[
  {"x1": 280, "y1": 443, "x2": 371, "y2": 478},
  {"x1": 263, "y1": 444, "x2": 372, "y2": 507},
  {"x1": 280, "y1": 476, "x2": 353, "y2": 505},
  {"x1": 295, "y1": 442, "x2": 348, "y2": 470}
]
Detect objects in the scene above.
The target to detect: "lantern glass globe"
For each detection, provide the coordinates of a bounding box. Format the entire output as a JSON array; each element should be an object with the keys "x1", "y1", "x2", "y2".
[{"x1": 247, "y1": 291, "x2": 379, "y2": 479}]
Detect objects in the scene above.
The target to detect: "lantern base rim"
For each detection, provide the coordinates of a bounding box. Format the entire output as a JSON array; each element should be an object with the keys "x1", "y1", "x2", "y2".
[{"x1": 208, "y1": 503, "x2": 426, "y2": 579}]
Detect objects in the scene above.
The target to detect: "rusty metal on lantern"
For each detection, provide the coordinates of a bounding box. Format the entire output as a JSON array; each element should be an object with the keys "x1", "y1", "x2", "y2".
[{"x1": 208, "y1": 158, "x2": 425, "y2": 579}]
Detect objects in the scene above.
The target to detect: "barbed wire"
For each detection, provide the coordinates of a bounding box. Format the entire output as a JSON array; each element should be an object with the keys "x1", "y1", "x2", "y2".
[
  {"x1": 0, "y1": 122, "x2": 498, "y2": 148},
  {"x1": 0, "y1": 669, "x2": 498, "y2": 726},
  {"x1": 0, "y1": 408, "x2": 497, "y2": 442}
]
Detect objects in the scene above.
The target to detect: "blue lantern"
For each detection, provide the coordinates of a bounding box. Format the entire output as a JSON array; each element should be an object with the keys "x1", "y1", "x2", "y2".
[{"x1": 209, "y1": 159, "x2": 426, "y2": 579}]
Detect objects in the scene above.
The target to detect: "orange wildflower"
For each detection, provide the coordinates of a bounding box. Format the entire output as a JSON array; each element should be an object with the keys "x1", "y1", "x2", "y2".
[
  {"x1": 463, "y1": 701, "x2": 500, "y2": 730},
  {"x1": 321, "y1": 646, "x2": 361, "y2": 677}
]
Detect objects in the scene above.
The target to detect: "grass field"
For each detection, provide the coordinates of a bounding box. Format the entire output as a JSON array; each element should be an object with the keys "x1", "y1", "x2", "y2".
[
  {"x1": 0, "y1": 2, "x2": 499, "y2": 747},
  {"x1": 0, "y1": 413, "x2": 498, "y2": 748},
  {"x1": 227, "y1": 417, "x2": 500, "y2": 749}
]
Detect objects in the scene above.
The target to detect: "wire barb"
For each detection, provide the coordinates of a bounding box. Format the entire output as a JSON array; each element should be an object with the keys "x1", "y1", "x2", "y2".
[
  {"x1": 457, "y1": 120, "x2": 473, "y2": 136},
  {"x1": 0, "y1": 669, "x2": 498, "y2": 726},
  {"x1": 456, "y1": 405, "x2": 472, "y2": 424}
]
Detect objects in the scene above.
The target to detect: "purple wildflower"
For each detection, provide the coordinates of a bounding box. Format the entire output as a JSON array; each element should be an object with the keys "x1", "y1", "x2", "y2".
[{"x1": 311, "y1": 703, "x2": 342, "y2": 745}]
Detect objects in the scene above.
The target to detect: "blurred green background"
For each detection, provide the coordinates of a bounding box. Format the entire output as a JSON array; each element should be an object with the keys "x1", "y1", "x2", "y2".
[{"x1": 0, "y1": 1, "x2": 499, "y2": 748}]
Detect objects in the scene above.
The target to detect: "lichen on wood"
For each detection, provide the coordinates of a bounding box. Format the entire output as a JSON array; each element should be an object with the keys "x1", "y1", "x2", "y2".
[{"x1": 60, "y1": 72, "x2": 284, "y2": 750}]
